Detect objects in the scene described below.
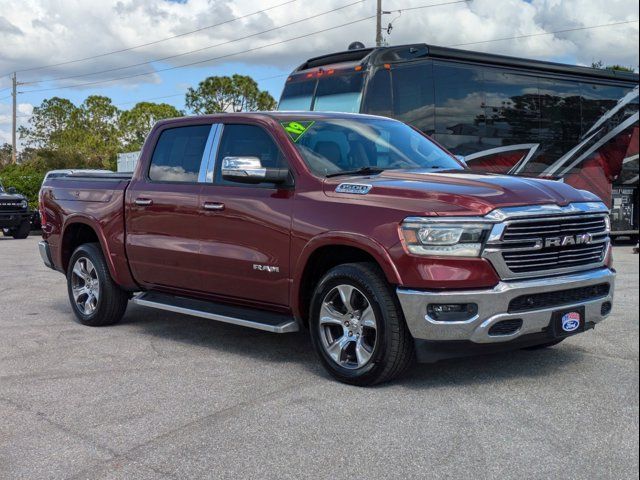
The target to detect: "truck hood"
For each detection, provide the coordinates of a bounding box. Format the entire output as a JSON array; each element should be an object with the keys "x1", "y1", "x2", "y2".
[
  {"x1": 324, "y1": 169, "x2": 600, "y2": 216},
  {"x1": 0, "y1": 192, "x2": 26, "y2": 202}
]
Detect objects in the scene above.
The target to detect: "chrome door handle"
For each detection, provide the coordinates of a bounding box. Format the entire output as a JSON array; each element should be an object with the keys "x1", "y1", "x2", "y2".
[
  {"x1": 203, "y1": 202, "x2": 225, "y2": 211},
  {"x1": 134, "y1": 198, "x2": 153, "y2": 206}
]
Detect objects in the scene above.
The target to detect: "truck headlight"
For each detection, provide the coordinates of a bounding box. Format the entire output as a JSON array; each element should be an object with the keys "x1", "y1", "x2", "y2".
[
  {"x1": 400, "y1": 219, "x2": 492, "y2": 257},
  {"x1": 20, "y1": 199, "x2": 28, "y2": 210}
]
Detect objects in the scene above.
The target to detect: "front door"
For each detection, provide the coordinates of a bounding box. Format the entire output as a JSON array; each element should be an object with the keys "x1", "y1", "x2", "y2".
[
  {"x1": 198, "y1": 123, "x2": 294, "y2": 307},
  {"x1": 126, "y1": 123, "x2": 216, "y2": 292}
]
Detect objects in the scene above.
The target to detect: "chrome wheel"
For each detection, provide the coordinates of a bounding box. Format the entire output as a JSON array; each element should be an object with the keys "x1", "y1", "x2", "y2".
[
  {"x1": 71, "y1": 257, "x2": 100, "y2": 315},
  {"x1": 318, "y1": 284, "x2": 378, "y2": 369}
]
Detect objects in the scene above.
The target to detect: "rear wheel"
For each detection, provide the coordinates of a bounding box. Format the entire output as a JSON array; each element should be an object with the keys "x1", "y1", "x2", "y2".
[
  {"x1": 67, "y1": 243, "x2": 128, "y2": 326},
  {"x1": 309, "y1": 263, "x2": 414, "y2": 386}
]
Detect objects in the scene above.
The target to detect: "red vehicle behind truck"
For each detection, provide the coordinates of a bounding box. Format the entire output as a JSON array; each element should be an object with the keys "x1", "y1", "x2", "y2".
[{"x1": 39, "y1": 112, "x2": 615, "y2": 385}]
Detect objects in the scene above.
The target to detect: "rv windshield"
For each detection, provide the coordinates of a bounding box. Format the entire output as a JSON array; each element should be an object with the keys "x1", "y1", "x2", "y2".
[
  {"x1": 279, "y1": 71, "x2": 365, "y2": 113},
  {"x1": 280, "y1": 117, "x2": 463, "y2": 177}
]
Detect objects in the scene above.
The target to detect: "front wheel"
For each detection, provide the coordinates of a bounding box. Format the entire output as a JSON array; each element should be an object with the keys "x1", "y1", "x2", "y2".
[
  {"x1": 11, "y1": 220, "x2": 31, "y2": 239},
  {"x1": 309, "y1": 263, "x2": 414, "y2": 386},
  {"x1": 67, "y1": 243, "x2": 128, "y2": 326}
]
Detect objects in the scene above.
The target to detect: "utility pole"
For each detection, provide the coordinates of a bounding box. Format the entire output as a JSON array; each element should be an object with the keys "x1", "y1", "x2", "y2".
[
  {"x1": 376, "y1": 0, "x2": 383, "y2": 47},
  {"x1": 11, "y1": 72, "x2": 17, "y2": 164}
]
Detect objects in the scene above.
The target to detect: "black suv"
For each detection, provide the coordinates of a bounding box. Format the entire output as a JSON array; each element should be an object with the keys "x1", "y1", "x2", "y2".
[{"x1": 0, "y1": 180, "x2": 32, "y2": 239}]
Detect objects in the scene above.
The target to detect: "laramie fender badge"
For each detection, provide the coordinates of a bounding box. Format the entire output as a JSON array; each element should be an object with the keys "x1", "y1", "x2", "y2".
[{"x1": 335, "y1": 183, "x2": 372, "y2": 195}]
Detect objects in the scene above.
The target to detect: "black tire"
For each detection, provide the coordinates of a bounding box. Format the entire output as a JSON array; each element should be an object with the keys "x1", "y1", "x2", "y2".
[
  {"x1": 522, "y1": 338, "x2": 565, "y2": 350},
  {"x1": 66, "y1": 243, "x2": 128, "y2": 326},
  {"x1": 11, "y1": 220, "x2": 31, "y2": 239},
  {"x1": 309, "y1": 262, "x2": 415, "y2": 386}
]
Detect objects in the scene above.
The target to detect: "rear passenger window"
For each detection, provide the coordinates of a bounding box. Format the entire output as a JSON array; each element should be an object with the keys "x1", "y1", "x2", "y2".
[
  {"x1": 215, "y1": 124, "x2": 286, "y2": 185},
  {"x1": 149, "y1": 125, "x2": 211, "y2": 182}
]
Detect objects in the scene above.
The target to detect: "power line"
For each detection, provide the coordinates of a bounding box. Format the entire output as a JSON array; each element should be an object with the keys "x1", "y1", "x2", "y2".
[
  {"x1": 19, "y1": 14, "x2": 377, "y2": 94},
  {"x1": 113, "y1": 73, "x2": 291, "y2": 108},
  {"x1": 3, "y1": 0, "x2": 299, "y2": 77},
  {"x1": 388, "y1": 0, "x2": 469, "y2": 13},
  {"x1": 450, "y1": 19, "x2": 639, "y2": 47},
  {"x1": 22, "y1": 0, "x2": 365, "y2": 85},
  {"x1": 115, "y1": 93, "x2": 185, "y2": 107},
  {"x1": 15, "y1": 15, "x2": 639, "y2": 98},
  {"x1": 16, "y1": 0, "x2": 467, "y2": 94}
]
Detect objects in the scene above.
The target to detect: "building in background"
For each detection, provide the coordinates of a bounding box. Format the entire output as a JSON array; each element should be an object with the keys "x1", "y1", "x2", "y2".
[{"x1": 117, "y1": 151, "x2": 140, "y2": 173}]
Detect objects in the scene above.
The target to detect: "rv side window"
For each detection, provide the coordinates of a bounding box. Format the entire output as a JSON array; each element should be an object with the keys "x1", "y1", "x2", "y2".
[
  {"x1": 538, "y1": 77, "x2": 582, "y2": 157},
  {"x1": 391, "y1": 62, "x2": 435, "y2": 135},
  {"x1": 580, "y1": 83, "x2": 632, "y2": 134},
  {"x1": 362, "y1": 69, "x2": 392, "y2": 116},
  {"x1": 433, "y1": 62, "x2": 485, "y2": 151},
  {"x1": 482, "y1": 68, "x2": 540, "y2": 142}
]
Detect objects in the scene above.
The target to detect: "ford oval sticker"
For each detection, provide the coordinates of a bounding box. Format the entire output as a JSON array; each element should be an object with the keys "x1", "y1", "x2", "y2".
[
  {"x1": 335, "y1": 183, "x2": 372, "y2": 195},
  {"x1": 561, "y1": 312, "x2": 581, "y2": 332}
]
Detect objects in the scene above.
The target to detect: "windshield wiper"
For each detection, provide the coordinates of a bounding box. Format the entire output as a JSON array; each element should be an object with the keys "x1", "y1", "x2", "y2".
[{"x1": 326, "y1": 166, "x2": 387, "y2": 178}]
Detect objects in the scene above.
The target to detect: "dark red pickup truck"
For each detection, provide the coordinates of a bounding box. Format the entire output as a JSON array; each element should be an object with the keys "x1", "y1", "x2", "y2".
[{"x1": 39, "y1": 112, "x2": 615, "y2": 385}]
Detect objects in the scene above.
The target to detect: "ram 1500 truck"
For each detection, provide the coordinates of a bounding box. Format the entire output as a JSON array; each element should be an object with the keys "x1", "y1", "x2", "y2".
[{"x1": 39, "y1": 112, "x2": 616, "y2": 385}]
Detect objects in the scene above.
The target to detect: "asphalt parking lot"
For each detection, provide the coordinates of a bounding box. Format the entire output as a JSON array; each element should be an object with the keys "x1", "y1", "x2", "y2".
[{"x1": 0, "y1": 236, "x2": 638, "y2": 479}]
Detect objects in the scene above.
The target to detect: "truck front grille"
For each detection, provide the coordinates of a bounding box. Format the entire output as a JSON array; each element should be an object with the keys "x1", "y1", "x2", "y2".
[
  {"x1": 0, "y1": 201, "x2": 23, "y2": 211},
  {"x1": 502, "y1": 243, "x2": 607, "y2": 274},
  {"x1": 484, "y1": 213, "x2": 610, "y2": 279}
]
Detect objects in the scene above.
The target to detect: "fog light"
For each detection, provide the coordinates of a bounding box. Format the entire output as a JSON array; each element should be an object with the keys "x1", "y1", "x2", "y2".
[
  {"x1": 601, "y1": 301, "x2": 612, "y2": 316},
  {"x1": 427, "y1": 303, "x2": 478, "y2": 322}
]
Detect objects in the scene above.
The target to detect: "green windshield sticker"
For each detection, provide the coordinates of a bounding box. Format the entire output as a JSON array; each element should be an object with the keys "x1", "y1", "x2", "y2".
[{"x1": 281, "y1": 121, "x2": 314, "y2": 142}]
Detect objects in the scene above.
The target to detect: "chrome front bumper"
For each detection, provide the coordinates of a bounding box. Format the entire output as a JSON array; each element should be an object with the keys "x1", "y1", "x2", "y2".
[{"x1": 397, "y1": 267, "x2": 615, "y2": 344}]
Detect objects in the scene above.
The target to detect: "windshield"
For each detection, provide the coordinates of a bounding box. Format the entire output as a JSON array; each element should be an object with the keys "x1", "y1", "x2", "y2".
[
  {"x1": 278, "y1": 71, "x2": 364, "y2": 113},
  {"x1": 280, "y1": 117, "x2": 464, "y2": 177}
]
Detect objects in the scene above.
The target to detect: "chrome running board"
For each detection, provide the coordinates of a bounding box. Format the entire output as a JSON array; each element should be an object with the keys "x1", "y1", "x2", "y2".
[{"x1": 132, "y1": 291, "x2": 299, "y2": 333}]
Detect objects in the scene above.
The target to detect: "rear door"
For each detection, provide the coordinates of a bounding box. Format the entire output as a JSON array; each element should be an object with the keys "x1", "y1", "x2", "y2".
[
  {"x1": 126, "y1": 122, "x2": 218, "y2": 292},
  {"x1": 197, "y1": 123, "x2": 294, "y2": 307}
]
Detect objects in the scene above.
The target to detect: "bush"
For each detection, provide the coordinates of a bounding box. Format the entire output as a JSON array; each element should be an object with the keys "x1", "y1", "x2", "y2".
[{"x1": 0, "y1": 164, "x2": 46, "y2": 209}]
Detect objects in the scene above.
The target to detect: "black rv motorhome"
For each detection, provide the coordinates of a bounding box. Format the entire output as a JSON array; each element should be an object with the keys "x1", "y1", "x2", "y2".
[{"x1": 279, "y1": 44, "x2": 639, "y2": 240}]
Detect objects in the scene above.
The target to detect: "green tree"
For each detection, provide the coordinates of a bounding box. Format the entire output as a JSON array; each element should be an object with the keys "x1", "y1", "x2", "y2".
[
  {"x1": 0, "y1": 163, "x2": 46, "y2": 208},
  {"x1": 591, "y1": 61, "x2": 635, "y2": 72},
  {"x1": 119, "y1": 102, "x2": 182, "y2": 150},
  {"x1": 19, "y1": 95, "x2": 121, "y2": 170},
  {"x1": 185, "y1": 74, "x2": 276, "y2": 114},
  {"x1": 75, "y1": 96, "x2": 121, "y2": 169},
  {"x1": 18, "y1": 97, "x2": 78, "y2": 150},
  {"x1": 0, "y1": 143, "x2": 12, "y2": 167}
]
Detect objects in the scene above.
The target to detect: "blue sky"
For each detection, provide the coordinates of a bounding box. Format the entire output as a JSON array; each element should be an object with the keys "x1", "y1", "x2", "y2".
[
  {"x1": 1, "y1": 0, "x2": 638, "y2": 147},
  {"x1": 16, "y1": 63, "x2": 292, "y2": 113}
]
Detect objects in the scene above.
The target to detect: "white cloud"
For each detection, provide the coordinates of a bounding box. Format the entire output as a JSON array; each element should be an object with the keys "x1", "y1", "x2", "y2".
[
  {"x1": 0, "y1": 0, "x2": 637, "y2": 145},
  {"x1": 0, "y1": 0, "x2": 637, "y2": 89}
]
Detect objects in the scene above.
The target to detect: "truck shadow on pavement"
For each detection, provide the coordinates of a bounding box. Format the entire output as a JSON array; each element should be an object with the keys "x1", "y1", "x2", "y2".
[{"x1": 122, "y1": 303, "x2": 584, "y2": 389}]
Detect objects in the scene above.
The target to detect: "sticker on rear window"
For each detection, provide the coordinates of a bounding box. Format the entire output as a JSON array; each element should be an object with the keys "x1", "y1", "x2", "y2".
[{"x1": 281, "y1": 121, "x2": 314, "y2": 142}]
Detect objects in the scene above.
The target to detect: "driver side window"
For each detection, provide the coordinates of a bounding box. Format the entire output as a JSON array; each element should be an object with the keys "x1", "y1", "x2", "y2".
[{"x1": 215, "y1": 124, "x2": 287, "y2": 186}]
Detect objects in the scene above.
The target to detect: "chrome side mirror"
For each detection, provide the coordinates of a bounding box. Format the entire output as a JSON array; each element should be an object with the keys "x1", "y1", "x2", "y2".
[{"x1": 221, "y1": 156, "x2": 289, "y2": 184}]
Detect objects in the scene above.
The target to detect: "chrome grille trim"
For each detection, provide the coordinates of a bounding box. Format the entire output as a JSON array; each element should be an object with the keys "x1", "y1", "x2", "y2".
[{"x1": 482, "y1": 203, "x2": 610, "y2": 280}]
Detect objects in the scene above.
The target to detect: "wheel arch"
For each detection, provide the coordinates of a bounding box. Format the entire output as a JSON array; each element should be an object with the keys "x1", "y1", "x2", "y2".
[
  {"x1": 292, "y1": 233, "x2": 401, "y2": 327},
  {"x1": 60, "y1": 216, "x2": 116, "y2": 280}
]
